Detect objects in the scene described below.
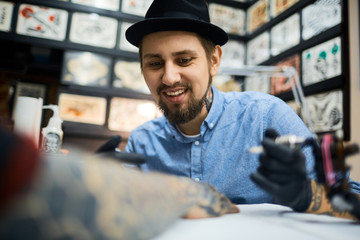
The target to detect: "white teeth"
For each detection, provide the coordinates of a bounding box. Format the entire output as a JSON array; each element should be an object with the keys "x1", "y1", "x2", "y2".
[{"x1": 165, "y1": 89, "x2": 184, "y2": 96}]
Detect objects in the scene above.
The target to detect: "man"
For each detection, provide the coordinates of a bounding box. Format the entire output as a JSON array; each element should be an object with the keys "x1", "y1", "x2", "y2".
[{"x1": 125, "y1": 0, "x2": 360, "y2": 219}]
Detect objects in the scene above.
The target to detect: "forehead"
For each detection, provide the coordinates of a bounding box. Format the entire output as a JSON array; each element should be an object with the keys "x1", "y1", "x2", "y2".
[{"x1": 141, "y1": 31, "x2": 205, "y2": 55}]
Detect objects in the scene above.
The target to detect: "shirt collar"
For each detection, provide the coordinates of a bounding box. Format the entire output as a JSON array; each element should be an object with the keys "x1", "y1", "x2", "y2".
[{"x1": 165, "y1": 85, "x2": 224, "y2": 142}]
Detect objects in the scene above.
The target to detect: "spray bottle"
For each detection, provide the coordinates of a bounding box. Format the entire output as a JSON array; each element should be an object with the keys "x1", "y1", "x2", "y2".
[{"x1": 41, "y1": 105, "x2": 63, "y2": 153}]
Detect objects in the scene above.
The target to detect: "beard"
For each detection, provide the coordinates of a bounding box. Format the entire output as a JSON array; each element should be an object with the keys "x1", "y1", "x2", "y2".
[{"x1": 157, "y1": 80, "x2": 210, "y2": 125}]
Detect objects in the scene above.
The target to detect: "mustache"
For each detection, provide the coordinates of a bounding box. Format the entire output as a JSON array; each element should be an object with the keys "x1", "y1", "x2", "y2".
[{"x1": 157, "y1": 82, "x2": 192, "y2": 95}]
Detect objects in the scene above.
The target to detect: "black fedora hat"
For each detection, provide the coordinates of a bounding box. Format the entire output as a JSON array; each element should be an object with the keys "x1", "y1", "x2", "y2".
[{"x1": 125, "y1": 0, "x2": 228, "y2": 47}]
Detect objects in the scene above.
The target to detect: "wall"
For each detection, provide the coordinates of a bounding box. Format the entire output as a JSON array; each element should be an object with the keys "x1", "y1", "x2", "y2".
[{"x1": 348, "y1": 0, "x2": 360, "y2": 182}]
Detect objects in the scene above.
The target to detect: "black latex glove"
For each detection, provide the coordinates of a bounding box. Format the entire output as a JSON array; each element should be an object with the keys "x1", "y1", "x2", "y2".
[
  {"x1": 96, "y1": 135, "x2": 146, "y2": 165},
  {"x1": 250, "y1": 129, "x2": 312, "y2": 212}
]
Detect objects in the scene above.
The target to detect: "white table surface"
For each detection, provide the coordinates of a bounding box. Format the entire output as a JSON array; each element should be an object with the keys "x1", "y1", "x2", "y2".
[{"x1": 151, "y1": 203, "x2": 360, "y2": 240}]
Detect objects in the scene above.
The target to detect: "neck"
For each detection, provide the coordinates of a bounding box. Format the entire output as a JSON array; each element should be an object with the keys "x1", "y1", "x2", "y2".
[{"x1": 177, "y1": 87, "x2": 213, "y2": 136}]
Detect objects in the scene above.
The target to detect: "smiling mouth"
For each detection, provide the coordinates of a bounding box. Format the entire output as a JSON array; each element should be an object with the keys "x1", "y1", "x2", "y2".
[{"x1": 164, "y1": 89, "x2": 185, "y2": 96}]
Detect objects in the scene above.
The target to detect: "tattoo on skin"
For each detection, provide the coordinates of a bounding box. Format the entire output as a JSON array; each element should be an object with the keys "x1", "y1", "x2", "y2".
[
  {"x1": 306, "y1": 180, "x2": 358, "y2": 220},
  {"x1": 0, "y1": 150, "x2": 239, "y2": 240}
]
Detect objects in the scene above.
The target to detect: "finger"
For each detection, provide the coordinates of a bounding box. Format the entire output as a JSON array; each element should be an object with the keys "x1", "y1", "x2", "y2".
[
  {"x1": 262, "y1": 138, "x2": 303, "y2": 163},
  {"x1": 258, "y1": 166, "x2": 304, "y2": 184},
  {"x1": 259, "y1": 154, "x2": 305, "y2": 173},
  {"x1": 265, "y1": 128, "x2": 279, "y2": 139}
]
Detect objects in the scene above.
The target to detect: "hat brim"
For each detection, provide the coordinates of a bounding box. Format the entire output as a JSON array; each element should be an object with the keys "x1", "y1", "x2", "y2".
[{"x1": 126, "y1": 18, "x2": 228, "y2": 47}]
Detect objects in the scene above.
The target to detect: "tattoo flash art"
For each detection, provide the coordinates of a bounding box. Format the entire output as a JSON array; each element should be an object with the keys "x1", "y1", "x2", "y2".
[
  {"x1": 58, "y1": 93, "x2": 107, "y2": 125},
  {"x1": 271, "y1": 0, "x2": 299, "y2": 17},
  {"x1": 270, "y1": 13, "x2": 300, "y2": 56},
  {"x1": 69, "y1": 12, "x2": 118, "y2": 49},
  {"x1": 108, "y1": 97, "x2": 161, "y2": 132},
  {"x1": 71, "y1": 0, "x2": 120, "y2": 11},
  {"x1": 121, "y1": 0, "x2": 152, "y2": 17},
  {"x1": 247, "y1": 0, "x2": 270, "y2": 34},
  {"x1": 62, "y1": 51, "x2": 111, "y2": 87},
  {"x1": 0, "y1": 1, "x2": 14, "y2": 32},
  {"x1": 16, "y1": 4, "x2": 68, "y2": 41},
  {"x1": 305, "y1": 90, "x2": 343, "y2": 133},
  {"x1": 113, "y1": 60, "x2": 149, "y2": 94},
  {"x1": 244, "y1": 73, "x2": 270, "y2": 94},
  {"x1": 302, "y1": 37, "x2": 341, "y2": 86},
  {"x1": 118, "y1": 22, "x2": 138, "y2": 53},
  {"x1": 220, "y1": 40, "x2": 246, "y2": 68},
  {"x1": 246, "y1": 31, "x2": 270, "y2": 65},
  {"x1": 270, "y1": 54, "x2": 300, "y2": 95},
  {"x1": 208, "y1": 3, "x2": 246, "y2": 36},
  {"x1": 302, "y1": 0, "x2": 341, "y2": 41}
]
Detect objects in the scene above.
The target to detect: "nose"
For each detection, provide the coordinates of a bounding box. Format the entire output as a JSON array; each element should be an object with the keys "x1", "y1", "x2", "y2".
[{"x1": 161, "y1": 62, "x2": 181, "y2": 86}]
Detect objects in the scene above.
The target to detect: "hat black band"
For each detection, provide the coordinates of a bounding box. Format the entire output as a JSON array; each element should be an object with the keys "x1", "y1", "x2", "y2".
[{"x1": 160, "y1": 11, "x2": 204, "y2": 21}]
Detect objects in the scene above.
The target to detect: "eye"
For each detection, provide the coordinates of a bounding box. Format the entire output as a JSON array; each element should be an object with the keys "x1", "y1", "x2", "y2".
[
  {"x1": 146, "y1": 60, "x2": 163, "y2": 69},
  {"x1": 177, "y1": 57, "x2": 193, "y2": 65}
]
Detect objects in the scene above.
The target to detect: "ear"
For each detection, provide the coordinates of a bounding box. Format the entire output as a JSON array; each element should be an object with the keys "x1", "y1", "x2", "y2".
[{"x1": 210, "y1": 45, "x2": 222, "y2": 77}]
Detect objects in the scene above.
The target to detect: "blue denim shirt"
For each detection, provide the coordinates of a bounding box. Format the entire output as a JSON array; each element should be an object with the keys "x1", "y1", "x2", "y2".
[{"x1": 125, "y1": 86, "x2": 328, "y2": 204}]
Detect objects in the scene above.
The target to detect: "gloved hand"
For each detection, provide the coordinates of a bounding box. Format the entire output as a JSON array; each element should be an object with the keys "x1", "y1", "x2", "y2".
[
  {"x1": 96, "y1": 135, "x2": 146, "y2": 165},
  {"x1": 250, "y1": 128, "x2": 312, "y2": 212}
]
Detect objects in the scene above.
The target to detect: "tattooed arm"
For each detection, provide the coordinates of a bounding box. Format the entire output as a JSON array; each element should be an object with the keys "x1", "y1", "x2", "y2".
[
  {"x1": 0, "y1": 150, "x2": 238, "y2": 240},
  {"x1": 305, "y1": 180, "x2": 360, "y2": 220}
]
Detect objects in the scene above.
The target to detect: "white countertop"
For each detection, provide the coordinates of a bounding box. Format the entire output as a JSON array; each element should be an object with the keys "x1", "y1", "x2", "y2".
[{"x1": 151, "y1": 203, "x2": 359, "y2": 240}]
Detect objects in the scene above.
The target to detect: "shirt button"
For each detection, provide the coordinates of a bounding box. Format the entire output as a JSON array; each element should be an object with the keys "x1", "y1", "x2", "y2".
[
  {"x1": 194, "y1": 178, "x2": 200, "y2": 182},
  {"x1": 209, "y1": 123, "x2": 214, "y2": 128},
  {"x1": 194, "y1": 141, "x2": 200, "y2": 146}
]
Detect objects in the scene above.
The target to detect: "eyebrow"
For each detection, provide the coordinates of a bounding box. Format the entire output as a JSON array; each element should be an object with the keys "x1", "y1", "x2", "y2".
[{"x1": 143, "y1": 50, "x2": 197, "y2": 59}]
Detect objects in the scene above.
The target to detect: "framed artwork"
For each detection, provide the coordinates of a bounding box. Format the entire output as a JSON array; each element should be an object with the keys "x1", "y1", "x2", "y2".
[
  {"x1": 270, "y1": 0, "x2": 299, "y2": 17},
  {"x1": 302, "y1": 0, "x2": 341, "y2": 40},
  {"x1": 0, "y1": 1, "x2": 14, "y2": 32},
  {"x1": 58, "y1": 93, "x2": 107, "y2": 125},
  {"x1": 270, "y1": 13, "x2": 300, "y2": 56},
  {"x1": 270, "y1": 54, "x2": 300, "y2": 95},
  {"x1": 244, "y1": 73, "x2": 271, "y2": 94},
  {"x1": 209, "y1": 3, "x2": 246, "y2": 36},
  {"x1": 121, "y1": 0, "x2": 151, "y2": 17},
  {"x1": 69, "y1": 12, "x2": 118, "y2": 49},
  {"x1": 247, "y1": 0, "x2": 270, "y2": 34},
  {"x1": 61, "y1": 51, "x2": 112, "y2": 87},
  {"x1": 305, "y1": 90, "x2": 343, "y2": 133},
  {"x1": 14, "y1": 81, "x2": 46, "y2": 101},
  {"x1": 118, "y1": 21, "x2": 138, "y2": 52},
  {"x1": 302, "y1": 37, "x2": 342, "y2": 86},
  {"x1": 113, "y1": 60, "x2": 149, "y2": 94},
  {"x1": 246, "y1": 31, "x2": 270, "y2": 65},
  {"x1": 220, "y1": 40, "x2": 246, "y2": 69},
  {"x1": 16, "y1": 4, "x2": 68, "y2": 41},
  {"x1": 108, "y1": 97, "x2": 161, "y2": 132},
  {"x1": 71, "y1": 0, "x2": 120, "y2": 11}
]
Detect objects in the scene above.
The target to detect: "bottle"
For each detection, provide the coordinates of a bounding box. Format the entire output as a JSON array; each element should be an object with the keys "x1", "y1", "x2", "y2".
[{"x1": 41, "y1": 105, "x2": 63, "y2": 153}]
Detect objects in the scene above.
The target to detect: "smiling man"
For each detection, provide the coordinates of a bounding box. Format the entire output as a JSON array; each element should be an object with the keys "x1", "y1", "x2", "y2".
[{"x1": 124, "y1": 0, "x2": 360, "y2": 219}]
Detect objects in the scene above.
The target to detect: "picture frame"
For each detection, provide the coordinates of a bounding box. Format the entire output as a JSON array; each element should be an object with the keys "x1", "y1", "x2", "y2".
[
  {"x1": 58, "y1": 92, "x2": 107, "y2": 125},
  {"x1": 302, "y1": 37, "x2": 342, "y2": 86},
  {"x1": 108, "y1": 97, "x2": 161, "y2": 132},
  {"x1": 208, "y1": 3, "x2": 246, "y2": 36},
  {"x1": 121, "y1": 0, "x2": 151, "y2": 17},
  {"x1": 301, "y1": 0, "x2": 341, "y2": 41},
  {"x1": 69, "y1": 12, "x2": 118, "y2": 49},
  {"x1": 16, "y1": 4, "x2": 68, "y2": 41},
  {"x1": 247, "y1": 0, "x2": 270, "y2": 34},
  {"x1": 0, "y1": 1, "x2": 14, "y2": 32},
  {"x1": 61, "y1": 50, "x2": 112, "y2": 87},
  {"x1": 71, "y1": 0, "x2": 120, "y2": 11},
  {"x1": 113, "y1": 60, "x2": 149, "y2": 94}
]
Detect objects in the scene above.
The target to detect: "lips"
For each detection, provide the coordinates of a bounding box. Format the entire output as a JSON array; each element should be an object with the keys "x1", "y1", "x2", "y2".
[{"x1": 162, "y1": 88, "x2": 187, "y2": 104}]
